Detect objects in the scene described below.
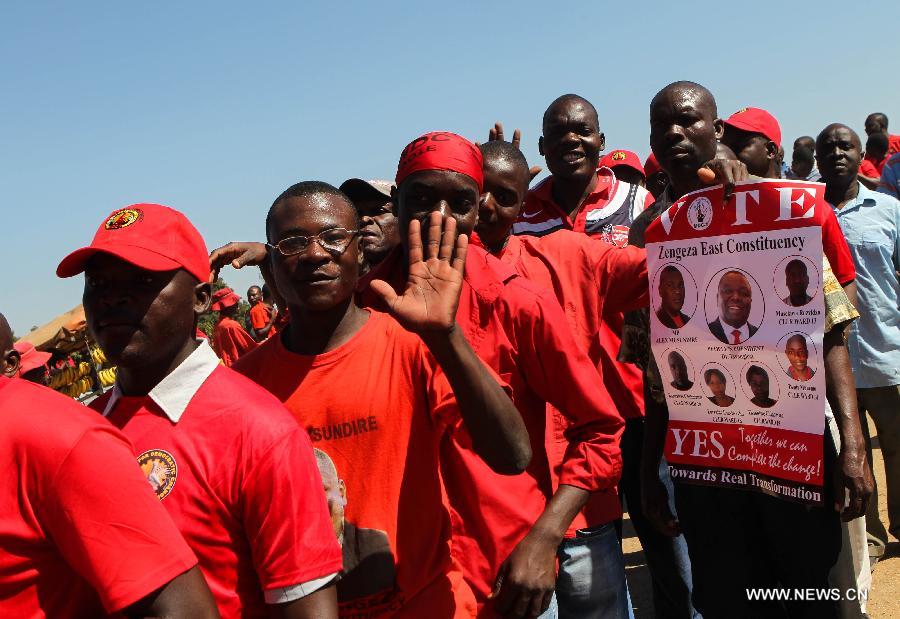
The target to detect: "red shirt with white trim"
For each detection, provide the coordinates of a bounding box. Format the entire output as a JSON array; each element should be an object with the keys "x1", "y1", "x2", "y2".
[
  {"x1": 357, "y1": 246, "x2": 624, "y2": 611},
  {"x1": 515, "y1": 167, "x2": 653, "y2": 239},
  {"x1": 234, "y1": 310, "x2": 477, "y2": 618},
  {"x1": 491, "y1": 232, "x2": 649, "y2": 532},
  {"x1": 212, "y1": 315, "x2": 257, "y2": 366},
  {"x1": 91, "y1": 341, "x2": 342, "y2": 619},
  {"x1": 0, "y1": 376, "x2": 197, "y2": 618}
]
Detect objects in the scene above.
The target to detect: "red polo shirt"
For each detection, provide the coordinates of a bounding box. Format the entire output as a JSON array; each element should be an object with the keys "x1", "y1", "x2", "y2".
[
  {"x1": 92, "y1": 342, "x2": 342, "y2": 618},
  {"x1": 358, "y1": 245, "x2": 624, "y2": 611},
  {"x1": 234, "y1": 310, "x2": 477, "y2": 618},
  {"x1": 0, "y1": 376, "x2": 197, "y2": 618},
  {"x1": 490, "y1": 232, "x2": 649, "y2": 531},
  {"x1": 212, "y1": 315, "x2": 257, "y2": 366}
]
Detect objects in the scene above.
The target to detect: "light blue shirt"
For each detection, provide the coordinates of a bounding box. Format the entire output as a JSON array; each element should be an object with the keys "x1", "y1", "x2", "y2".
[{"x1": 831, "y1": 183, "x2": 900, "y2": 388}]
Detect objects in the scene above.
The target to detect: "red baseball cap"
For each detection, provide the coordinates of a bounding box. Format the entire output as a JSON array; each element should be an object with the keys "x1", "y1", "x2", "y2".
[
  {"x1": 724, "y1": 107, "x2": 782, "y2": 148},
  {"x1": 599, "y1": 149, "x2": 645, "y2": 178},
  {"x1": 57, "y1": 203, "x2": 211, "y2": 283},
  {"x1": 210, "y1": 287, "x2": 241, "y2": 311},
  {"x1": 14, "y1": 341, "x2": 51, "y2": 376},
  {"x1": 644, "y1": 153, "x2": 662, "y2": 178}
]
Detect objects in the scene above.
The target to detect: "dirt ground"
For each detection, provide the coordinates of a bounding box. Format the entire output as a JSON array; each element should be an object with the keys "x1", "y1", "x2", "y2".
[{"x1": 622, "y1": 414, "x2": 898, "y2": 618}]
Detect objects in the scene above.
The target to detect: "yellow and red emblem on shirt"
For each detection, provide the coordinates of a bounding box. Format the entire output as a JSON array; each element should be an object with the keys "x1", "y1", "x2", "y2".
[
  {"x1": 735, "y1": 107, "x2": 749, "y2": 114},
  {"x1": 138, "y1": 449, "x2": 177, "y2": 500},
  {"x1": 611, "y1": 150, "x2": 627, "y2": 161},
  {"x1": 104, "y1": 208, "x2": 143, "y2": 230}
]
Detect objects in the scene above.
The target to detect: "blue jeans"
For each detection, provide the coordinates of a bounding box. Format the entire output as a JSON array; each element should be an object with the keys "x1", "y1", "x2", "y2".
[
  {"x1": 556, "y1": 522, "x2": 631, "y2": 618},
  {"x1": 620, "y1": 417, "x2": 701, "y2": 619}
]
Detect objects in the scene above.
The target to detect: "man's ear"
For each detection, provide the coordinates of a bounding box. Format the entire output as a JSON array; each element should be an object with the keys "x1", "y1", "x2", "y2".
[
  {"x1": 713, "y1": 118, "x2": 725, "y2": 140},
  {"x1": 538, "y1": 136, "x2": 545, "y2": 157},
  {"x1": 390, "y1": 186, "x2": 399, "y2": 217},
  {"x1": 766, "y1": 140, "x2": 778, "y2": 160},
  {"x1": 1, "y1": 349, "x2": 21, "y2": 378},
  {"x1": 194, "y1": 281, "x2": 212, "y2": 316},
  {"x1": 598, "y1": 132, "x2": 606, "y2": 152}
]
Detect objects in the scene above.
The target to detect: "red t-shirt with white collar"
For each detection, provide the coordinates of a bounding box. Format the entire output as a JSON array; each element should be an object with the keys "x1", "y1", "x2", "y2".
[
  {"x1": 0, "y1": 376, "x2": 197, "y2": 618},
  {"x1": 92, "y1": 341, "x2": 342, "y2": 618}
]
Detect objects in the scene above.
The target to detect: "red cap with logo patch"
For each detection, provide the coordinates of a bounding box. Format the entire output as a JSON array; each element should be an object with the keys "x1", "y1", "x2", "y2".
[
  {"x1": 724, "y1": 107, "x2": 782, "y2": 148},
  {"x1": 599, "y1": 149, "x2": 645, "y2": 178},
  {"x1": 56, "y1": 203, "x2": 211, "y2": 283}
]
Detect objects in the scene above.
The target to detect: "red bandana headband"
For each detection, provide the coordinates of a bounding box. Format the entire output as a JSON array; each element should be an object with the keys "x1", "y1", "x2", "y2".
[{"x1": 395, "y1": 131, "x2": 484, "y2": 191}]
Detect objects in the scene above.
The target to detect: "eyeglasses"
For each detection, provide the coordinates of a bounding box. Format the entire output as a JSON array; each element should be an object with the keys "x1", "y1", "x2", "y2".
[{"x1": 267, "y1": 228, "x2": 359, "y2": 257}]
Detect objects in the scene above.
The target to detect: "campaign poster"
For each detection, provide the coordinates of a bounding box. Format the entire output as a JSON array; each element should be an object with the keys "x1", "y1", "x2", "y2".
[{"x1": 646, "y1": 179, "x2": 827, "y2": 505}]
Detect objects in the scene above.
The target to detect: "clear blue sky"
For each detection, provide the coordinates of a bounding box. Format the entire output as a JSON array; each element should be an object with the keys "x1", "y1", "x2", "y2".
[{"x1": 3, "y1": 1, "x2": 898, "y2": 336}]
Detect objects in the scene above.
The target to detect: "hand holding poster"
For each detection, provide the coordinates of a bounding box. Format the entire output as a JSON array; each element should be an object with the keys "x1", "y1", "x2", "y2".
[{"x1": 645, "y1": 179, "x2": 828, "y2": 505}]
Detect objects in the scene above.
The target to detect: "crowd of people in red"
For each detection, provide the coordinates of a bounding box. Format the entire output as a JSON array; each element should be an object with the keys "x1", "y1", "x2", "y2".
[{"x1": 1, "y1": 81, "x2": 898, "y2": 619}]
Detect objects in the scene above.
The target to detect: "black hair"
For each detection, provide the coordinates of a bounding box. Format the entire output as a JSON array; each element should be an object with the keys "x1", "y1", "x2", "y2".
[
  {"x1": 786, "y1": 334, "x2": 808, "y2": 349},
  {"x1": 266, "y1": 181, "x2": 359, "y2": 241},
  {"x1": 785, "y1": 258, "x2": 807, "y2": 274},
  {"x1": 868, "y1": 112, "x2": 889, "y2": 129},
  {"x1": 479, "y1": 141, "x2": 531, "y2": 194},
  {"x1": 816, "y1": 124, "x2": 861, "y2": 151},
  {"x1": 667, "y1": 350, "x2": 685, "y2": 363},
  {"x1": 746, "y1": 365, "x2": 767, "y2": 381},
  {"x1": 479, "y1": 140, "x2": 529, "y2": 171},
  {"x1": 704, "y1": 368, "x2": 726, "y2": 384},
  {"x1": 792, "y1": 146, "x2": 814, "y2": 165},
  {"x1": 866, "y1": 132, "x2": 889, "y2": 154},
  {"x1": 660, "y1": 264, "x2": 682, "y2": 278},
  {"x1": 652, "y1": 81, "x2": 718, "y2": 118},
  {"x1": 543, "y1": 94, "x2": 599, "y2": 128}
]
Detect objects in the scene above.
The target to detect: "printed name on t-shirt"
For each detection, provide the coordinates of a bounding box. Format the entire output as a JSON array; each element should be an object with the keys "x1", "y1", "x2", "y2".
[{"x1": 307, "y1": 416, "x2": 379, "y2": 442}]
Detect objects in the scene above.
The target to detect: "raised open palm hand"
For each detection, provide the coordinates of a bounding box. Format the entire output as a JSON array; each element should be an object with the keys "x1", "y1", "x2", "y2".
[{"x1": 369, "y1": 212, "x2": 467, "y2": 334}]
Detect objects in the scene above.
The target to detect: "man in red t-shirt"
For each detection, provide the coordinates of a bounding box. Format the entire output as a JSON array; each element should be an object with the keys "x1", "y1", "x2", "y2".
[
  {"x1": 859, "y1": 132, "x2": 889, "y2": 190},
  {"x1": 477, "y1": 139, "x2": 650, "y2": 615},
  {"x1": 248, "y1": 284, "x2": 278, "y2": 341},
  {"x1": 223, "y1": 180, "x2": 530, "y2": 618},
  {"x1": 864, "y1": 112, "x2": 900, "y2": 156},
  {"x1": 369, "y1": 133, "x2": 625, "y2": 618},
  {"x1": 0, "y1": 312, "x2": 217, "y2": 619},
  {"x1": 209, "y1": 134, "x2": 625, "y2": 617},
  {"x1": 56, "y1": 203, "x2": 343, "y2": 618},
  {"x1": 210, "y1": 287, "x2": 256, "y2": 365},
  {"x1": 629, "y1": 83, "x2": 870, "y2": 619}
]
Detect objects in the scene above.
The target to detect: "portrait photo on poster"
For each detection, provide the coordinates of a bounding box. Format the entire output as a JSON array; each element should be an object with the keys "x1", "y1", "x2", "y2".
[
  {"x1": 664, "y1": 348, "x2": 695, "y2": 392},
  {"x1": 652, "y1": 262, "x2": 699, "y2": 330},
  {"x1": 777, "y1": 332, "x2": 818, "y2": 383},
  {"x1": 313, "y1": 448, "x2": 395, "y2": 602},
  {"x1": 741, "y1": 362, "x2": 781, "y2": 409},
  {"x1": 773, "y1": 255, "x2": 820, "y2": 308},
  {"x1": 700, "y1": 363, "x2": 736, "y2": 408},
  {"x1": 704, "y1": 267, "x2": 766, "y2": 346}
]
